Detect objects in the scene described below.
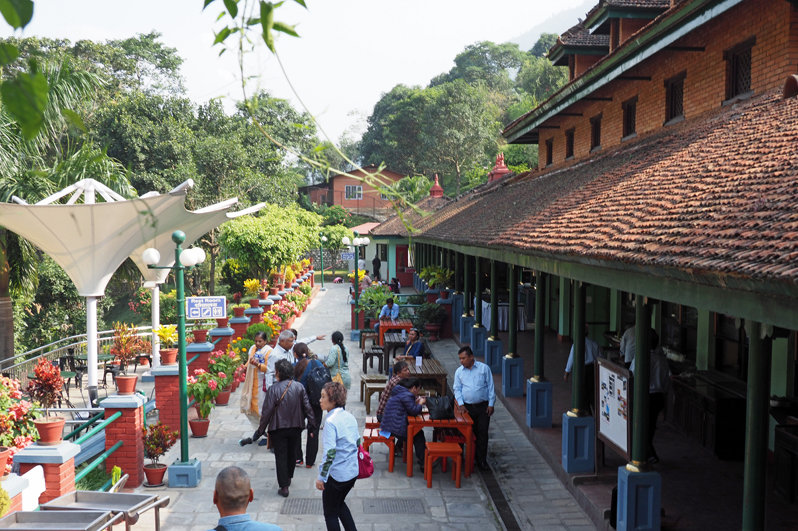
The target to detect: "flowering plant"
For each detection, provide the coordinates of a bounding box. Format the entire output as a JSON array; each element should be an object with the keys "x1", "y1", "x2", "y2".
[
  {"x1": 348, "y1": 269, "x2": 366, "y2": 282},
  {"x1": 298, "y1": 283, "x2": 312, "y2": 297},
  {"x1": 27, "y1": 359, "x2": 62, "y2": 417},
  {"x1": 261, "y1": 278, "x2": 269, "y2": 290},
  {"x1": 234, "y1": 365, "x2": 247, "y2": 384},
  {"x1": 285, "y1": 267, "x2": 296, "y2": 284},
  {"x1": 209, "y1": 349, "x2": 238, "y2": 388},
  {"x1": 262, "y1": 313, "x2": 281, "y2": 338},
  {"x1": 273, "y1": 300, "x2": 299, "y2": 322},
  {"x1": 0, "y1": 376, "x2": 39, "y2": 474},
  {"x1": 301, "y1": 258, "x2": 311, "y2": 269},
  {"x1": 142, "y1": 421, "x2": 178, "y2": 466},
  {"x1": 243, "y1": 278, "x2": 261, "y2": 298},
  {"x1": 232, "y1": 291, "x2": 242, "y2": 303},
  {"x1": 110, "y1": 322, "x2": 149, "y2": 368},
  {"x1": 154, "y1": 325, "x2": 179, "y2": 349},
  {"x1": 187, "y1": 369, "x2": 220, "y2": 419}
]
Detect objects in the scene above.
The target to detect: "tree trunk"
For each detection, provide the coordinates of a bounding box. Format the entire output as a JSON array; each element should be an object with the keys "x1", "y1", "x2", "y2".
[
  {"x1": 0, "y1": 229, "x2": 13, "y2": 362},
  {"x1": 455, "y1": 162, "x2": 461, "y2": 197},
  {"x1": 209, "y1": 246, "x2": 217, "y2": 296}
]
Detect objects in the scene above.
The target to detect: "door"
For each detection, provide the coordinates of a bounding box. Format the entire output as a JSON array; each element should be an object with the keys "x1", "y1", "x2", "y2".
[{"x1": 396, "y1": 244, "x2": 413, "y2": 286}]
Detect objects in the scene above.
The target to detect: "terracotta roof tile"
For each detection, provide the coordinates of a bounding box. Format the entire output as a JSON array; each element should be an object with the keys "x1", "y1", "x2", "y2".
[{"x1": 370, "y1": 195, "x2": 452, "y2": 237}]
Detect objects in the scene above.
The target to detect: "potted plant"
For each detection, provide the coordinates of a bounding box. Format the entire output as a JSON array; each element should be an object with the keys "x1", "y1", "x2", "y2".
[
  {"x1": 186, "y1": 369, "x2": 220, "y2": 437},
  {"x1": 415, "y1": 303, "x2": 448, "y2": 341},
  {"x1": 155, "y1": 325, "x2": 179, "y2": 365},
  {"x1": 141, "y1": 421, "x2": 178, "y2": 486},
  {"x1": 244, "y1": 278, "x2": 261, "y2": 307},
  {"x1": 429, "y1": 267, "x2": 454, "y2": 298},
  {"x1": 230, "y1": 303, "x2": 248, "y2": 318},
  {"x1": 209, "y1": 349, "x2": 237, "y2": 405},
  {"x1": 0, "y1": 485, "x2": 8, "y2": 518},
  {"x1": 0, "y1": 375, "x2": 38, "y2": 476},
  {"x1": 109, "y1": 322, "x2": 142, "y2": 394},
  {"x1": 28, "y1": 359, "x2": 66, "y2": 445}
]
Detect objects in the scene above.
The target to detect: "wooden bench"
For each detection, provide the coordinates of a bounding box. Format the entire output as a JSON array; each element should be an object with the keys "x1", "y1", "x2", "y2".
[
  {"x1": 424, "y1": 442, "x2": 462, "y2": 488},
  {"x1": 364, "y1": 382, "x2": 387, "y2": 415},
  {"x1": 359, "y1": 330, "x2": 378, "y2": 350},
  {"x1": 360, "y1": 374, "x2": 387, "y2": 402},
  {"x1": 362, "y1": 347, "x2": 384, "y2": 374},
  {"x1": 363, "y1": 428, "x2": 395, "y2": 472}
]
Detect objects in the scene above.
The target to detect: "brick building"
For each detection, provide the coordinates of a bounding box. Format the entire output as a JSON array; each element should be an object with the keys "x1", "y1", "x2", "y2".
[
  {"x1": 301, "y1": 166, "x2": 406, "y2": 221},
  {"x1": 410, "y1": 0, "x2": 798, "y2": 529}
]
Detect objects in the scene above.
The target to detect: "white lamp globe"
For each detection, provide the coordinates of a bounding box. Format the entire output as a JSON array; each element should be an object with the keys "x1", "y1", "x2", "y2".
[
  {"x1": 342, "y1": 236, "x2": 350, "y2": 245},
  {"x1": 193, "y1": 247, "x2": 207, "y2": 265},
  {"x1": 321, "y1": 236, "x2": 327, "y2": 242},
  {"x1": 363, "y1": 237, "x2": 370, "y2": 245},
  {"x1": 179, "y1": 249, "x2": 198, "y2": 267},
  {"x1": 142, "y1": 248, "x2": 161, "y2": 266}
]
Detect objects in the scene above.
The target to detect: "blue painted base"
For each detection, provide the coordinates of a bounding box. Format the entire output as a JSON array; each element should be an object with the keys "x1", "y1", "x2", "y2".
[
  {"x1": 470, "y1": 326, "x2": 487, "y2": 357},
  {"x1": 451, "y1": 294, "x2": 463, "y2": 333},
  {"x1": 169, "y1": 458, "x2": 202, "y2": 488},
  {"x1": 460, "y1": 315, "x2": 476, "y2": 340},
  {"x1": 617, "y1": 466, "x2": 661, "y2": 531},
  {"x1": 526, "y1": 380, "x2": 553, "y2": 428},
  {"x1": 501, "y1": 356, "x2": 524, "y2": 397},
  {"x1": 350, "y1": 330, "x2": 361, "y2": 342},
  {"x1": 561, "y1": 413, "x2": 595, "y2": 474},
  {"x1": 141, "y1": 371, "x2": 155, "y2": 383},
  {"x1": 484, "y1": 338, "x2": 504, "y2": 373}
]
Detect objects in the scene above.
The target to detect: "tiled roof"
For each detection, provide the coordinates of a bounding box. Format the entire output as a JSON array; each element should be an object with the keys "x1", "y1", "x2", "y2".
[
  {"x1": 584, "y1": 0, "x2": 671, "y2": 24},
  {"x1": 558, "y1": 24, "x2": 610, "y2": 48},
  {"x1": 370, "y1": 195, "x2": 452, "y2": 237},
  {"x1": 419, "y1": 89, "x2": 798, "y2": 287}
]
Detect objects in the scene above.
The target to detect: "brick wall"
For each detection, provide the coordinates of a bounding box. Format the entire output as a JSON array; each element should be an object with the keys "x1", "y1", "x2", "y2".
[
  {"x1": 575, "y1": 54, "x2": 602, "y2": 77},
  {"x1": 154, "y1": 373, "x2": 182, "y2": 437},
  {"x1": 104, "y1": 406, "x2": 145, "y2": 487},
  {"x1": 620, "y1": 18, "x2": 649, "y2": 42},
  {"x1": 329, "y1": 168, "x2": 404, "y2": 210},
  {"x1": 539, "y1": 0, "x2": 797, "y2": 169},
  {"x1": 19, "y1": 461, "x2": 74, "y2": 504}
]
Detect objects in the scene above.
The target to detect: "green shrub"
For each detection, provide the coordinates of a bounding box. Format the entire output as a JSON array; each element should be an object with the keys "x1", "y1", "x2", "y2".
[
  {"x1": 244, "y1": 323, "x2": 274, "y2": 342},
  {"x1": 414, "y1": 303, "x2": 447, "y2": 329}
]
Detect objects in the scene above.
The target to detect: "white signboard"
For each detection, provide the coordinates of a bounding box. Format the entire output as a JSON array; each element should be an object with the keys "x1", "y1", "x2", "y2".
[
  {"x1": 597, "y1": 359, "x2": 632, "y2": 458},
  {"x1": 341, "y1": 252, "x2": 355, "y2": 260},
  {"x1": 186, "y1": 296, "x2": 226, "y2": 320}
]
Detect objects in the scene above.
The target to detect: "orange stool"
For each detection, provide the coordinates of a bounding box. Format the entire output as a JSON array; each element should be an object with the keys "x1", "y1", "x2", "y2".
[
  {"x1": 362, "y1": 428, "x2": 395, "y2": 473},
  {"x1": 436, "y1": 428, "x2": 476, "y2": 468},
  {"x1": 365, "y1": 416, "x2": 379, "y2": 429},
  {"x1": 424, "y1": 442, "x2": 462, "y2": 488}
]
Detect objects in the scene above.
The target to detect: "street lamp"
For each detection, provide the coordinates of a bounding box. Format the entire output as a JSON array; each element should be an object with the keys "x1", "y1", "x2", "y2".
[
  {"x1": 142, "y1": 230, "x2": 206, "y2": 478},
  {"x1": 319, "y1": 232, "x2": 328, "y2": 291},
  {"x1": 345, "y1": 231, "x2": 360, "y2": 337}
]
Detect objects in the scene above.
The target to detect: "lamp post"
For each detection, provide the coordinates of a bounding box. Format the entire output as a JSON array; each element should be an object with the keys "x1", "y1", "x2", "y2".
[
  {"x1": 319, "y1": 232, "x2": 328, "y2": 291},
  {"x1": 142, "y1": 231, "x2": 206, "y2": 469}
]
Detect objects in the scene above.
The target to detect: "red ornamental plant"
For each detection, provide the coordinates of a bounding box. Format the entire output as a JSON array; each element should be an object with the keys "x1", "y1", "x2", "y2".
[
  {"x1": 27, "y1": 359, "x2": 62, "y2": 417},
  {"x1": 110, "y1": 322, "x2": 149, "y2": 370},
  {"x1": 0, "y1": 376, "x2": 38, "y2": 474},
  {"x1": 186, "y1": 369, "x2": 220, "y2": 419},
  {"x1": 142, "y1": 422, "x2": 179, "y2": 466}
]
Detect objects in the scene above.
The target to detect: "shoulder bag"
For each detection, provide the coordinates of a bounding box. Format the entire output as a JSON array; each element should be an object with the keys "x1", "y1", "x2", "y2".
[
  {"x1": 331, "y1": 346, "x2": 344, "y2": 386},
  {"x1": 357, "y1": 442, "x2": 374, "y2": 479},
  {"x1": 265, "y1": 380, "x2": 292, "y2": 449},
  {"x1": 426, "y1": 395, "x2": 455, "y2": 420}
]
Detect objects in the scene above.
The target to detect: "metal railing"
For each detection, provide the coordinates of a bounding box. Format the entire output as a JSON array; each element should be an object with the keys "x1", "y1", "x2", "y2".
[{"x1": 74, "y1": 440, "x2": 123, "y2": 483}]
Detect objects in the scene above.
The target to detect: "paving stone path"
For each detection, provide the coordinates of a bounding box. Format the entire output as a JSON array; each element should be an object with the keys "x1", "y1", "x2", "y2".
[{"x1": 132, "y1": 284, "x2": 595, "y2": 531}]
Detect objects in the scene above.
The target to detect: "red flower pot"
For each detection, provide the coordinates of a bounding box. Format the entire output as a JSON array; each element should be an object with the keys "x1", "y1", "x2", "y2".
[
  {"x1": 34, "y1": 416, "x2": 66, "y2": 446},
  {"x1": 0, "y1": 446, "x2": 10, "y2": 477},
  {"x1": 233, "y1": 307, "x2": 246, "y2": 318},
  {"x1": 143, "y1": 464, "x2": 167, "y2": 486},
  {"x1": 439, "y1": 290, "x2": 450, "y2": 300},
  {"x1": 215, "y1": 389, "x2": 231, "y2": 406},
  {"x1": 425, "y1": 323, "x2": 442, "y2": 342},
  {"x1": 268, "y1": 339, "x2": 278, "y2": 348},
  {"x1": 116, "y1": 375, "x2": 138, "y2": 395},
  {"x1": 216, "y1": 317, "x2": 229, "y2": 328},
  {"x1": 277, "y1": 284, "x2": 285, "y2": 291},
  {"x1": 249, "y1": 299, "x2": 260, "y2": 308},
  {"x1": 269, "y1": 288, "x2": 278, "y2": 296},
  {"x1": 160, "y1": 348, "x2": 178, "y2": 365},
  {"x1": 192, "y1": 329, "x2": 208, "y2": 343},
  {"x1": 189, "y1": 418, "x2": 210, "y2": 438},
  {"x1": 259, "y1": 291, "x2": 268, "y2": 299}
]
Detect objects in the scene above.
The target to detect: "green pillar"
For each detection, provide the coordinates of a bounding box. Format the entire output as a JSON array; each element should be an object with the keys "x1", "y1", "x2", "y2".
[
  {"x1": 609, "y1": 289, "x2": 622, "y2": 332},
  {"x1": 742, "y1": 321, "x2": 771, "y2": 531},
  {"x1": 508, "y1": 265, "x2": 518, "y2": 357},
  {"x1": 631, "y1": 296, "x2": 651, "y2": 467},
  {"x1": 454, "y1": 252, "x2": 461, "y2": 293},
  {"x1": 696, "y1": 310, "x2": 715, "y2": 370},
  {"x1": 474, "y1": 257, "x2": 483, "y2": 326},
  {"x1": 463, "y1": 255, "x2": 471, "y2": 315},
  {"x1": 490, "y1": 260, "x2": 499, "y2": 340},
  {"x1": 172, "y1": 231, "x2": 190, "y2": 464},
  {"x1": 533, "y1": 272, "x2": 547, "y2": 380},
  {"x1": 570, "y1": 281, "x2": 586, "y2": 415},
  {"x1": 559, "y1": 277, "x2": 572, "y2": 339}
]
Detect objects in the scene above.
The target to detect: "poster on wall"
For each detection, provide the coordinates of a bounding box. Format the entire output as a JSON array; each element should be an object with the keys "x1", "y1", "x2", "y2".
[{"x1": 596, "y1": 357, "x2": 633, "y2": 461}]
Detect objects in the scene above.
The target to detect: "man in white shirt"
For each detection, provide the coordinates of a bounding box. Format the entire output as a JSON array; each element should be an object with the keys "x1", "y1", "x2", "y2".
[
  {"x1": 258, "y1": 330, "x2": 297, "y2": 446},
  {"x1": 620, "y1": 325, "x2": 636, "y2": 367},
  {"x1": 629, "y1": 329, "x2": 671, "y2": 464},
  {"x1": 289, "y1": 329, "x2": 326, "y2": 356},
  {"x1": 564, "y1": 329, "x2": 601, "y2": 414}
]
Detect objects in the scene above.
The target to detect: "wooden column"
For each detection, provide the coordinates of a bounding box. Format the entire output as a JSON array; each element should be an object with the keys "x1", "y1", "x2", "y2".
[
  {"x1": 534, "y1": 272, "x2": 547, "y2": 380},
  {"x1": 474, "y1": 257, "x2": 483, "y2": 325},
  {"x1": 631, "y1": 296, "x2": 651, "y2": 467},
  {"x1": 489, "y1": 260, "x2": 499, "y2": 340},
  {"x1": 508, "y1": 265, "x2": 518, "y2": 357},
  {"x1": 463, "y1": 255, "x2": 471, "y2": 316},
  {"x1": 570, "y1": 282, "x2": 586, "y2": 415}
]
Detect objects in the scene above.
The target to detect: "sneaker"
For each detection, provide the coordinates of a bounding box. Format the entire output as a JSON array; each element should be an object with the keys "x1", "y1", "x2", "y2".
[
  {"x1": 258, "y1": 438, "x2": 269, "y2": 447},
  {"x1": 296, "y1": 459, "x2": 304, "y2": 466}
]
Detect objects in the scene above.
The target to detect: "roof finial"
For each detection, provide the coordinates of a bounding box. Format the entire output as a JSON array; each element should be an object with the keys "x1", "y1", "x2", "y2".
[{"x1": 429, "y1": 174, "x2": 444, "y2": 198}]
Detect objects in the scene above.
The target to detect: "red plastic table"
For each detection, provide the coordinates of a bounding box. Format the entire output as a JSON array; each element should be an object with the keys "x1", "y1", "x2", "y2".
[{"x1": 378, "y1": 318, "x2": 413, "y2": 346}]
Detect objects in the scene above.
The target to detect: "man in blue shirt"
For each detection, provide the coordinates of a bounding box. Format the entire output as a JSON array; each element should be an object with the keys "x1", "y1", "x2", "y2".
[
  {"x1": 374, "y1": 298, "x2": 400, "y2": 334},
  {"x1": 453, "y1": 346, "x2": 496, "y2": 471},
  {"x1": 210, "y1": 466, "x2": 282, "y2": 531}
]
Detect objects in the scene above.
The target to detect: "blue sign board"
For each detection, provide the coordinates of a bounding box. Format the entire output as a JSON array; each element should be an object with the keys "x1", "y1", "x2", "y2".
[
  {"x1": 186, "y1": 296, "x2": 226, "y2": 320},
  {"x1": 341, "y1": 252, "x2": 355, "y2": 260}
]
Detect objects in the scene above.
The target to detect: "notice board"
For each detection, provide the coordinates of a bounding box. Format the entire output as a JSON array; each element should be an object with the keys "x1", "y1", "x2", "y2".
[{"x1": 596, "y1": 357, "x2": 633, "y2": 461}]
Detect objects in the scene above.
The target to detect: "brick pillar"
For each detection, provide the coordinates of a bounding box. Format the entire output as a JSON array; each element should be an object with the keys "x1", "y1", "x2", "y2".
[
  {"x1": 15, "y1": 442, "x2": 79, "y2": 504},
  {"x1": 209, "y1": 322, "x2": 234, "y2": 354},
  {"x1": 187, "y1": 338, "x2": 214, "y2": 374},
  {"x1": 3, "y1": 474, "x2": 28, "y2": 514},
  {"x1": 153, "y1": 365, "x2": 182, "y2": 438},
  {"x1": 310, "y1": 269, "x2": 315, "y2": 287},
  {"x1": 101, "y1": 393, "x2": 147, "y2": 487},
  {"x1": 229, "y1": 315, "x2": 251, "y2": 342},
  {"x1": 244, "y1": 306, "x2": 264, "y2": 325},
  {"x1": 437, "y1": 297, "x2": 453, "y2": 339},
  {"x1": 426, "y1": 289, "x2": 440, "y2": 304}
]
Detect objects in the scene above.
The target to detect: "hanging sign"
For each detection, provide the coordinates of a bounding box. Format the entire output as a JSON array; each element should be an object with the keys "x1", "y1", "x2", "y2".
[
  {"x1": 596, "y1": 357, "x2": 633, "y2": 461},
  {"x1": 341, "y1": 252, "x2": 355, "y2": 260},
  {"x1": 186, "y1": 296, "x2": 227, "y2": 320}
]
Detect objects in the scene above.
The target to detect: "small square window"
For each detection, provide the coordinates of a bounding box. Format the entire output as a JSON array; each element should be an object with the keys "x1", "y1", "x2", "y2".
[
  {"x1": 545, "y1": 139, "x2": 553, "y2": 167},
  {"x1": 622, "y1": 96, "x2": 638, "y2": 138},
  {"x1": 665, "y1": 72, "x2": 686, "y2": 123},
  {"x1": 590, "y1": 115, "x2": 602, "y2": 151},
  {"x1": 565, "y1": 129, "x2": 575, "y2": 159},
  {"x1": 725, "y1": 37, "x2": 755, "y2": 100}
]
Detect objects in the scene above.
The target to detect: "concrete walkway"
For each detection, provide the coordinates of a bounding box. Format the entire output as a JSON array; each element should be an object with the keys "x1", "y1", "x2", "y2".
[{"x1": 131, "y1": 284, "x2": 595, "y2": 531}]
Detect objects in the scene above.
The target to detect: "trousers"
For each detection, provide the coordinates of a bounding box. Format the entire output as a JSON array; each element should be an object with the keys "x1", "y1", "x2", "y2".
[
  {"x1": 395, "y1": 429, "x2": 426, "y2": 465},
  {"x1": 322, "y1": 475, "x2": 357, "y2": 531},
  {"x1": 270, "y1": 427, "x2": 302, "y2": 488},
  {"x1": 464, "y1": 401, "x2": 490, "y2": 465},
  {"x1": 295, "y1": 404, "x2": 323, "y2": 465}
]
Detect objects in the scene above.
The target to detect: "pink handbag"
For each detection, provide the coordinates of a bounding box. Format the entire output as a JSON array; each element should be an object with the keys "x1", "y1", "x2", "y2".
[{"x1": 357, "y1": 444, "x2": 374, "y2": 479}]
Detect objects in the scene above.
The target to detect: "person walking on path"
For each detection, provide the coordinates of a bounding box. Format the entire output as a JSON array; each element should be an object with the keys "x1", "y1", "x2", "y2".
[
  {"x1": 453, "y1": 346, "x2": 496, "y2": 471},
  {"x1": 380, "y1": 377, "x2": 429, "y2": 471},
  {"x1": 241, "y1": 332, "x2": 272, "y2": 427},
  {"x1": 321, "y1": 331, "x2": 351, "y2": 389},
  {"x1": 316, "y1": 382, "x2": 359, "y2": 531},
  {"x1": 294, "y1": 342, "x2": 325, "y2": 467},
  {"x1": 372, "y1": 254, "x2": 381, "y2": 281},
  {"x1": 210, "y1": 466, "x2": 283, "y2": 531},
  {"x1": 375, "y1": 360, "x2": 410, "y2": 422},
  {"x1": 241, "y1": 359, "x2": 316, "y2": 498}
]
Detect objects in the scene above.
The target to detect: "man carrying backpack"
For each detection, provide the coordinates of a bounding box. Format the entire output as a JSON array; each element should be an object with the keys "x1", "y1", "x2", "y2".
[{"x1": 294, "y1": 342, "x2": 330, "y2": 467}]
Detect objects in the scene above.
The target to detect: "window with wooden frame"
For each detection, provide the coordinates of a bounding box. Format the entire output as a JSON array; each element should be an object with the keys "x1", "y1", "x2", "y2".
[
  {"x1": 344, "y1": 185, "x2": 362, "y2": 200},
  {"x1": 724, "y1": 37, "x2": 755, "y2": 101},
  {"x1": 622, "y1": 96, "x2": 638, "y2": 139},
  {"x1": 565, "y1": 128, "x2": 575, "y2": 159},
  {"x1": 664, "y1": 71, "x2": 686, "y2": 123},
  {"x1": 545, "y1": 138, "x2": 553, "y2": 166},
  {"x1": 590, "y1": 114, "x2": 602, "y2": 151}
]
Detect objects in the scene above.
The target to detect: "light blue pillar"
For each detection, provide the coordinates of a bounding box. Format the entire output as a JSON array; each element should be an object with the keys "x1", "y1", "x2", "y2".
[
  {"x1": 526, "y1": 380, "x2": 553, "y2": 428},
  {"x1": 460, "y1": 315, "x2": 476, "y2": 338},
  {"x1": 562, "y1": 413, "x2": 595, "y2": 474},
  {"x1": 485, "y1": 337, "x2": 504, "y2": 374},
  {"x1": 451, "y1": 292, "x2": 463, "y2": 334},
  {"x1": 502, "y1": 355, "x2": 524, "y2": 397},
  {"x1": 616, "y1": 466, "x2": 661, "y2": 531},
  {"x1": 471, "y1": 326, "x2": 488, "y2": 358}
]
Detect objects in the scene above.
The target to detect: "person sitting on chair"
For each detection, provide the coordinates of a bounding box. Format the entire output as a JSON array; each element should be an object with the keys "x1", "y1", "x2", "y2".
[{"x1": 374, "y1": 298, "x2": 400, "y2": 335}]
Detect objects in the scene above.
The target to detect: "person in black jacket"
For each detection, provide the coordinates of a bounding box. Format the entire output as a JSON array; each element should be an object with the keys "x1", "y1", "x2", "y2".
[
  {"x1": 241, "y1": 359, "x2": 316, "y2": 498},
  {"x1": 379, "y1": 377, "x2": 429, "y2": 471},
  {"x1": 372, "y1": 254, "x2": 381, "y2": 281}
]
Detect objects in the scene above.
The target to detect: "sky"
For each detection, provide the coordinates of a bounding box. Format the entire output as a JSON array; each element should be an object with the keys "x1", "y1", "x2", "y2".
[{"x1": 2, "y1": 0, "x2": 585, "y2": 142}]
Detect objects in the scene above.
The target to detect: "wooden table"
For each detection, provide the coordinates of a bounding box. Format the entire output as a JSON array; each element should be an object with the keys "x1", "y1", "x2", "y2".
[
  {"x1": 407, "y1": 358, "x2": 448, "y2": 397},
  {"x1": 406, "y1": 403, "x2": 473, "y2": 478},
  {"x1": 378, "y1": 319, "x2": 413, "y2": 346},
  {"x1": 383, "y1": 333, "x2": 407, "y2": 373}
]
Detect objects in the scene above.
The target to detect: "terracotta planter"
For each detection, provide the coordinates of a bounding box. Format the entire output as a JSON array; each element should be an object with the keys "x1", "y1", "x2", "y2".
[
  {"x1": 269, "y1": 287, "x2": 278, "y2": 296},
  {"x1": 189, "y1": 418, "x2": 210, "y2": 438},
  {"x1": 0, "y1": 446, "x2": 10, "y2": 478},
  {"x1": 259, "y1": 291, "x2": 268, "y2": 300},
  {"x1": 216, "y1": 317, "x2": 229, "y2": 328},
  {"x1": 425, "y1": 323, "x2": 442, "y2": 342},
  {"x1": 116, "y1": 375, "x2": 138, "y2": 395},
  {"x1": 34, "y1": 416, "x2": 66, "y2": 446},
  {"x1": 233, "y1": 307, "x2": 246, "y2": 318},
  {"x1": 192, "y1": 329, "x2": 208, "y2": 343},
  {"x1": 249, "y1": 299, "x2": 260, "y2": 308},
  {"x1": 160, "y1": 348, "x2": 178, "y2": 365},
  {"x1": 277, "y1": 283, "x2": 285, "y2": 291},
  {"x1": 143, "y1": 464, "x2": 167, "y2": 486},
  {"x1": 215, "y1": 389, "x2": 231, "y2": 406},
  {"x1": 439, "y1": 290, "x2": 450, "y2": 300}
]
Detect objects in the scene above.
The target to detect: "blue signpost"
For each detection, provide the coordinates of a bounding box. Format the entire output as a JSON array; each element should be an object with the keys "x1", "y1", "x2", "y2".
[{"x1": 186, "y1": 296, "x2": 227, "y2": 320}]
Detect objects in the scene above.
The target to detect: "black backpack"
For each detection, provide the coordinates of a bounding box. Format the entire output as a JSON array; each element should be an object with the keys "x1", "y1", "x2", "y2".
[{"x1": 306, "y1": 361, "x2": 332, "y2": 406}]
